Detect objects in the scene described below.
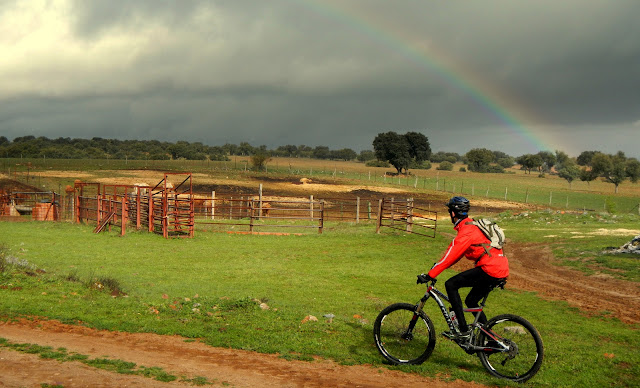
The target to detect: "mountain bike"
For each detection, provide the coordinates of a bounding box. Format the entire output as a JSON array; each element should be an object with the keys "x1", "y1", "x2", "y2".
[{"x1": 373, "y1": 278, "x2": 543, "y2": 383}]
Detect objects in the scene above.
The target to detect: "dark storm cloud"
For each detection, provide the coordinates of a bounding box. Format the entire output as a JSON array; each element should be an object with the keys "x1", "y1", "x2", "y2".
[{"x1": 1, "y1": 0, "x2": 639, "y2": 157}]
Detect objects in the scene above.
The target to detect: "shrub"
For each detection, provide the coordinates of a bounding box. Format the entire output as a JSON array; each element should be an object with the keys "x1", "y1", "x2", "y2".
[
  {"x1": 410, "y1": 160, "x2": 432, "y2": 170},
  {"x1": 436, "y1": 161, "x2": 453, "y2": 171},
  {"x1": 365, "y1": 160, "x2": 390, "y2": 167}
]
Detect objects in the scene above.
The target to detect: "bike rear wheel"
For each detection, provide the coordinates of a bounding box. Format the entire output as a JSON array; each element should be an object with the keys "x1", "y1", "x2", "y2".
[
  {"x1": 373, "y1": 303, "x2": 436, "y2": 365},
  {"x1": 477, "y1": 313, "x2": 544, "y2": 382}
]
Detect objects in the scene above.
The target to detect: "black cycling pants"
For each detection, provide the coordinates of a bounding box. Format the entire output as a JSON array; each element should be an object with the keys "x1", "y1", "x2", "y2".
[{"x1": 445, "y1": 266, "x2": 504, "y2": 332}]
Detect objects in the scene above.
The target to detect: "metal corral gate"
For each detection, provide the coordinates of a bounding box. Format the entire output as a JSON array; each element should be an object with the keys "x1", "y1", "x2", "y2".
[
  {"x1": 376, "y1": 198, "x2": 438, "y2": 237},
  {"x1": 195, "y1": 195, "x2": 325, "y2": 234},
  {"x1": 75, "y1": 173, "x2": 194, "y2": 238}
]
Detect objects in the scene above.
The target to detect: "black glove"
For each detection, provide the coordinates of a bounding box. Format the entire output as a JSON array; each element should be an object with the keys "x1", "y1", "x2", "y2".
[{"x1": 416, "y1": 273, "x2": 433, "y2": 284}]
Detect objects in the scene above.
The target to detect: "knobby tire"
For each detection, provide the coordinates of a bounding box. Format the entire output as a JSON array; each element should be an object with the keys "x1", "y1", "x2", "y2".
[
  {"x1": 476, "y1": 313, "x2": 544, "y2": 382},
  {"x1": 373, "y1": 303, "x2": 436, "y2": 365}
]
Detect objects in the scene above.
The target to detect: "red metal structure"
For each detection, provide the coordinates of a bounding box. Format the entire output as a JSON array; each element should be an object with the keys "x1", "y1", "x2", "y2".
[
  {"x1": 0, "y1": 191, "x2": 60, "y2": 221},
  {"x1": 73, "y1": 173, "x2": 194, "y2": 238}
]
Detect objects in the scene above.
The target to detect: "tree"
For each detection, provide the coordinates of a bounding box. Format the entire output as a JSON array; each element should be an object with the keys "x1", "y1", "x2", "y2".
[
  {"x1": 465, "y1": 148, "x2": 495, "y2": 172},
  {"x1": 275, "y1": 144, "x2": 298, "y2": 157},
  {"x1": 357, "y1": 150, "x2": 375, "y2": 162},
  {"x1": 576, "y1": 150, "x2": 598, "y2": 166},
  {"x1": 516, "y1": 154, "x2": 543, "y2": 174},
  {"x1": 404, "y1": 132, "x2": 431, "y2": 163},
  {"x1": 626, "y1": 158, "x2": 640, "y2": 183},
  {"x1": 579, "y1": 167, "x2": 598, "y2": 186},
  {"x1": 250, "y1": 152, "x2": 271, "y2": 171},
  {"x1": 238, "y1": 142, "x2": 255, "y2": 156},
  {"x1": 330, "y1": 148, "x2": 357, "y2": 161},
  {"x1": 496, "y1": 156, "x2": 515, "y2": 169},
  {"x1": 537, "y1": 151, "x2": 557, "y2": 172},
  {"x1": 312, "y1": 146, "x2": 331, "y2": 160},
  {"x1": 591, "y1": 152, "x2": 627, "y2": 193},
  {"x1": 373, "y1": 132, "x2": 410, "y2": 174},
  {"x1": 555, "y1": 150, "x2": 570, "y2": 168},
  {"x1": 557, "y1": 160, "x2": 581, "y2": 188}
]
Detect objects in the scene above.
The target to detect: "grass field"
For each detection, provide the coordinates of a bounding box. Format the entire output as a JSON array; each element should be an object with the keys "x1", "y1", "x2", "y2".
[{"x1": 1, "y1": 212, "x2": 639, "y2": 387}]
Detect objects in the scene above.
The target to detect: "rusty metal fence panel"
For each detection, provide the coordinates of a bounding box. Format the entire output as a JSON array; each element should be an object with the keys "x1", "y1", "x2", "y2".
[
  {"x1": 376, "y1": 198, "x2": 438, "y2": 237},
  {"x1": 195, "y1": 197, "x2": 324, "y2": 234},
  {"x1": 72, "y1": 173, "x2": 194, "y2": 238}
]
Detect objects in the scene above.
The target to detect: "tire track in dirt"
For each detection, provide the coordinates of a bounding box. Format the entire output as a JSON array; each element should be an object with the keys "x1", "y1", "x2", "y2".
[{"x1": 505, "y1": 242, "x2": 640, "y2": 324}]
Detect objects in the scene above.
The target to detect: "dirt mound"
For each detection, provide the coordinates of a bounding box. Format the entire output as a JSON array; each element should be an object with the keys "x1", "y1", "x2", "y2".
[{"x1": 0, "y1": 178, "x2": 41, "y2": 193}]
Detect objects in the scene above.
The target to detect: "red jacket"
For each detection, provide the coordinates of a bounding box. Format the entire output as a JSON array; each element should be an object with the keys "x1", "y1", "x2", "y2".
[{"x1": 427, "y1": 218, "x2": 509, "y2": 279}]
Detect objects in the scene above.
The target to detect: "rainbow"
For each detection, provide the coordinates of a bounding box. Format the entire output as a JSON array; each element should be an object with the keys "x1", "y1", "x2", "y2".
[{"x1": 293, "y1": 0, "x2": 555, "y2": 152}]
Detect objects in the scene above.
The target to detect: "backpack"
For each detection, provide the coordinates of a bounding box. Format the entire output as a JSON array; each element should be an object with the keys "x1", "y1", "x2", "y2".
[{"x1": 467, "y1": 219, "x2": 506, "y2": 252}]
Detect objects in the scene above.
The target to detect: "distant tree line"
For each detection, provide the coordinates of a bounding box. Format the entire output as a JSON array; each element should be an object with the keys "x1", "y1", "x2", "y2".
[
  {"x1": 0, "y1": 136, "x2": 367, "y2": 162},
  {"x1": 2, "y1": 134, "x2": 638, "y2": 191},
  {"x1": 370, "y1": 132, "x2": 639, "y2": 192}
]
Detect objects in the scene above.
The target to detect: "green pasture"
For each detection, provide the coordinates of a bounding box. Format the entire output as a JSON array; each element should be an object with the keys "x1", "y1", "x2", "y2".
[
  {"x1": 1, "y1": 213, "x2": 639, "y2": 387},
  {"x1": 3, "y1": 157, "x2": 640, "y2": 216}
]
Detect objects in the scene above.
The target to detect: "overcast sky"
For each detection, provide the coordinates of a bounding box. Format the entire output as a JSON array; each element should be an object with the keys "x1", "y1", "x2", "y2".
[{"x1": 1, "y1": 0, "x2": 639, "y2": 158}]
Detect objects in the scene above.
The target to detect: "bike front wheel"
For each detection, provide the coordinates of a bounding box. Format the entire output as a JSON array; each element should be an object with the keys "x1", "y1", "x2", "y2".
[
  {"x1": 477, "y1": 313, "x2": 544, "y2": 382},
  {"x1": 373, "y1": 303, "x2": 436, "y2": 365}
]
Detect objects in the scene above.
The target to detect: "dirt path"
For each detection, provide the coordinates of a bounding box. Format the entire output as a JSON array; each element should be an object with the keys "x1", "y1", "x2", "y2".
[
  {"x1": 506, "y1": 243, "x2": 640, "y2": 324},
  {"x1": 0, "y1": 319, "x2": 486, "y2": 388},
  {"x1": 1, "y1": 242, "x2": 639, "y2": 387}
]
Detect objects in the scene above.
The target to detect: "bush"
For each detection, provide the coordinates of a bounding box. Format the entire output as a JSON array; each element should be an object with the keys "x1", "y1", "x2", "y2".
[
  {"x1": 459, "y1": 167, "x2": 467, "y2": 172},
  {"x1": 436, "y1": 161, "x2": 454, "y2": 171},
  {"x1": 410, "y1": 160, "x2": 432, "y2": 170},
  {"x1": 365, "y1": 160, "x2": 390, "y2": 167}
]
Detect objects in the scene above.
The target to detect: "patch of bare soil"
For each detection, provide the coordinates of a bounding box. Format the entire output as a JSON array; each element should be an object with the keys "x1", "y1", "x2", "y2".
[
  {"x1": 0, "y1": 178, "x2": 41, "y2": 193},
  {"x1": 0, "y1": 319, "x2": 485, "y2": 388}
]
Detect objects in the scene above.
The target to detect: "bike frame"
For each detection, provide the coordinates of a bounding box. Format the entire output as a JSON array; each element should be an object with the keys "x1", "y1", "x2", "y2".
[{"x1": 410, "y1": 280, "x2": 508, "y2": 353}]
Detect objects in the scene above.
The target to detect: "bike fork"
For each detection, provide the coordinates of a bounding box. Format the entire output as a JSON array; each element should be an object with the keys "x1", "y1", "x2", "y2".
[{"x1": 404, "y1": 299, "x2": 427, "y2": 337}]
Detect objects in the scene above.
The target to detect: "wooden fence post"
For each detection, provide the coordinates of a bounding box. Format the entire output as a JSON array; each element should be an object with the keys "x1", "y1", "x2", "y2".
[
  {"x1": 211, "y1": 191, "x2": 215, "y2": 220},
  {"x1": 259, "y1": 184, "x2": 263, "y2": 217},
  {"x1": 376, "y1": 199, "x2": 383, "y2": 234},
  {"x1": 148, "y1": 194, "x2": 153, "y2": 233},
  {"x1": 318, "y1": 200, "x2": 324, "y2": 234},
  {"x1": 121, "y1": 196, "x2": 126, "y2": 236},
  {"x1": 249, "y1": 201, "x2": 254, "y2": 233},
  {"x1": 406, "y1": 198, "x2": 414, "y2": 233},
  {"x1": 356, "y1": 196, "x2": 360, "y2": 223}
]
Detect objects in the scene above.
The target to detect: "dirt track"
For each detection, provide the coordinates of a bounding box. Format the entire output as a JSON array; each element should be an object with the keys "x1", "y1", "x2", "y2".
[{"x1": 1, "y1": 241, "x2": 639, "y2": 387}]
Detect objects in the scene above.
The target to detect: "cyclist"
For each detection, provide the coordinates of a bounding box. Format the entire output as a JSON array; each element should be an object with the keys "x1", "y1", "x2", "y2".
[{"x1": 417, "y1": 196, "x2": 509, "y2": 340}]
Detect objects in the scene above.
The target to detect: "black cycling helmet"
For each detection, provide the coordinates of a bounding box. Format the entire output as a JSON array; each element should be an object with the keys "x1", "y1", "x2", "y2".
[{"x1": 445, "y1": 196, "x2": 470, "y2": 217}]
